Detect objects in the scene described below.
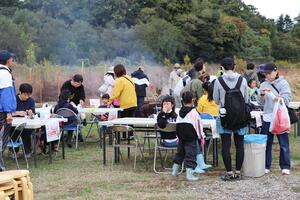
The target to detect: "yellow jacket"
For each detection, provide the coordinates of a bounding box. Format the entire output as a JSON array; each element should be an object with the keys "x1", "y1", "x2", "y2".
[
  {"x1": 197, "y1": 94, "x2": 218, "y2": 116},
  {"x1": 110, "y1": 75, "x2": 137, "y2": 109}
]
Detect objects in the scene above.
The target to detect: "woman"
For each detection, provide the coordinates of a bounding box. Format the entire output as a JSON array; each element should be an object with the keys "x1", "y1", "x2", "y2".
[
  {"x1": 197, "y1": 81, "x2": 218, "y2": 116},
  {"x1": 110, "y1": 64, "x2": 137, "y2": 117},
  {"x1": 258, "y1": 63, "x2": 292, "y2": 175},
  {"x1": 99, "y1": 67, "x2": 115, "y2": 97}
]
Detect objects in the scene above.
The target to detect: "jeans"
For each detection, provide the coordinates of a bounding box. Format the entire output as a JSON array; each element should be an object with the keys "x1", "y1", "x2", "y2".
[{"x1": 261, "y1": 121, "x2": 291, "y2": 170}]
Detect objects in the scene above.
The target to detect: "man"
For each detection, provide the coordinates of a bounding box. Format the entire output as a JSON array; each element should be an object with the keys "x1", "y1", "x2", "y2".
[
  {"x1": 168, "y1": 63, "x2": 181, "y2": 95},
  {"x1": 12, "y1": 83, "x2": 35, "y2": 157},
  {"x1": 213, "y1": 57, "x2": 248, "y2": 181},
  {"x1": 243, "y1": 63, "x2": 260, "y2": 87},
  {"x1": 60, "y1": 74, "x2": 85, "y2": 106},
  {"x1": 131, "y1": 65, "x2": 149, "y2": 117},
  {"x1": 0, "y1": 50, "x2": 17, "y2": 171}
]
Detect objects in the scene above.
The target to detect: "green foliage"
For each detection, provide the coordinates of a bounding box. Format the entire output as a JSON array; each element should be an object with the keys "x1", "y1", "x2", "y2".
[{"x1": 0, "y1": 0, "x2": 299, "y2": 65}]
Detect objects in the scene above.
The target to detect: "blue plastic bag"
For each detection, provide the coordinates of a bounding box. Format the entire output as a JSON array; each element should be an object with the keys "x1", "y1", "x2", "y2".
[{"x1": 244, "y1": 134, "x2": 267, "y2": 144}]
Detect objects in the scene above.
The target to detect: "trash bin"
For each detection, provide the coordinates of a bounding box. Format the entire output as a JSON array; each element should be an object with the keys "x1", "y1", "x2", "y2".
[{"x1": 243, "y1": 134, "x2": 267, "y2": 177}]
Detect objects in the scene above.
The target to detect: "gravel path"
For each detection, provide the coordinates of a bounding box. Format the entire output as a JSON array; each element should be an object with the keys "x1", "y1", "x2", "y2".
[{"x1": 182, "y1": 163, "x2": 300, "y2": 200}]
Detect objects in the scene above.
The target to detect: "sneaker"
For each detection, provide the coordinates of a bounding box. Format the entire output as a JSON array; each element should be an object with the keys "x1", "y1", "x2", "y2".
[
  {"x1": 234, "y1": 172, "x2": 242, "y2": 180},
  {"x1": 265, "y1": 169, "x2": 270, "y2": 174},
  {"x1": 221, "y1": 172, "x2": 235, "y2": 181},
  {"x1": 282, "y1": 169, "x2": 290, "y2": 175}
]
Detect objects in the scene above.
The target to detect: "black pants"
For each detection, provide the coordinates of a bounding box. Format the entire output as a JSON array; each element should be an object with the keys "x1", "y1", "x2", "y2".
[
  {"x1": 221, "y1": 133, "x2": 244, "y2": 172},
  {"x1": 120, "y1": 107, "x2": 136, "y2": 118},
  {"x1": 136, "y1": 97, "x2": 145, "y2": 117},
  {"x1": 173, "y1": 140, "x2": 197, "y2": 169}
]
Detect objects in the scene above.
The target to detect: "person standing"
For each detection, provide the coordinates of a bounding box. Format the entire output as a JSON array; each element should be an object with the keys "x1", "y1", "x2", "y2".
[
  {"x1": 98, "y1": 67, "x2": 115, "y2": 97},
  {"x1": 0, "y1": 50, "x2": 17, "y2": 171},
  {"x1": 110, "y1": 64, "x2": 137, "y2": 118},
  {"x1": 168, "y1": 63, "x2": 181, "y2": 95},
  {"x1": 131, "y1": 65, "x2": 149, "y2": 117},
  {"x1": 258, "y1": 63, "x2": 292, "y2": 175},
  {"x1": 213, "y1": 57, "x2": 249, "y2": 181},
  {"x1": 243, "y1": 63, "x2": 260, "y2": 87},
  {"x1": 60, "y1": 74, "x2": 85, "y2": 106}
]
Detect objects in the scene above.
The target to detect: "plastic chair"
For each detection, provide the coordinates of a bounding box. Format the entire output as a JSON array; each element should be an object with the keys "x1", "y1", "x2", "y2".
[
  {"x1": 199, "y1": 113, "x2": 214, "y2": 163},
  {"x1": 111, "y1": 125, "x2": 145, "y2": 170},
  {"x1": 55, "y1": 108, "x2": 82, "y2": 149},
  {"x1": 7, "y1": 123, "x2": 28, "y2": 169},
  {"x1": 153, "y1": 123, "x2": 183, "y2": 174}
]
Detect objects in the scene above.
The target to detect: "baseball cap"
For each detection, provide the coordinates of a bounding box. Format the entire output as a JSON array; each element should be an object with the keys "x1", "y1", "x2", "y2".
[
  {"x1": 263, "y1": 63, "x2": 277, "y2": 73},
  {"x1": 0, "y1": 50, "x2": 15, "y2": 62},
  {"x1": 221, "y1": 57, "x2": 235, "y2": 68}
]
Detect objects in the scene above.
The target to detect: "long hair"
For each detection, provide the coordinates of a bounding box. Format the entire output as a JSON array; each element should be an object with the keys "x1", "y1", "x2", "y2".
[{"x1": 202, "y1": 81, "x2": 214, "y2": 102}]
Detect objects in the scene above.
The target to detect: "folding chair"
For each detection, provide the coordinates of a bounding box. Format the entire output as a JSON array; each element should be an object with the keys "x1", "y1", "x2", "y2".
[
  {"x1": 200, "y1": 113, "x2": 214, "y2": 163},
  {"x1": 142, "y1": 114, "x2": 157, "y2": 154},
  {"x1": 153, "y1": 123, "x2": 183, "y2": 174},
  {"x1": 111, "y1": 125, "x2": 145, "y2": 170},
  {"x1": 55, "y1": 108, "x2": 82, "y2": 149},
  {"x1": 6, "y1": 123, "x2": 28, "y2": 169},
  {"x1": 84, "y1": 114, "x2": 99, "y2": 142}
]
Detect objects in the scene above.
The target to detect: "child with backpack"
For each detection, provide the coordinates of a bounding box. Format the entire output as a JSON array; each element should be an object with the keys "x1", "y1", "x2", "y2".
[
  {"x1": 213, "y1": 57, "x2": 249, "y2": 181},
  {"x1": 172, "y1": 92, "x2": 205, "y2": 181}
]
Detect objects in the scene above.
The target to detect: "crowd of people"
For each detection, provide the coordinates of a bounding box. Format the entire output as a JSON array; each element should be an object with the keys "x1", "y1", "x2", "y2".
[{"x1": 0, "y1": 49, "x2": 294, "y2": 182}]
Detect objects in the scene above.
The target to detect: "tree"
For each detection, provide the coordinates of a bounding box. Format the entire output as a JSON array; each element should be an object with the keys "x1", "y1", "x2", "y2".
[{"x1": 284, "y1": 15, "x2": 293, "y2": 33}]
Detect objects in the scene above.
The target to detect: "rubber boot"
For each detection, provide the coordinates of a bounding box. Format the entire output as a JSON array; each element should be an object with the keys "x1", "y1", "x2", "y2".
[
  {"x1": 172, "y1": 163, "x2": 180, "y2": 177},
  {"x1": 186, "y1": 168, "x2": 199, "y2": 181},
  {"x1": 198, "y1": 154, "x2": 211, "y2": 170}
]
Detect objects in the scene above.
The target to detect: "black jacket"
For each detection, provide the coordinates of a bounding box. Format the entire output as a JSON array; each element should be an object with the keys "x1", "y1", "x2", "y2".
[
  {"x1": 131, "y1": 69, "x2": 149, "y2": 97},
  {"x1": 157, "y1": 111, "x2": 177, "y2": 139},
  {"x1": 54, "y1": 100, "x2": 78, "y2": 125},
  {"x1": 61, "y1": 80, "x2": 85, "y2": 105}
]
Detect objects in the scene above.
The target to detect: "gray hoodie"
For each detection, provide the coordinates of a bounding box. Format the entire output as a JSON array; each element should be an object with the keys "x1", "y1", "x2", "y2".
[
  {"x1": 213, "y1": 71, "x2": 248, "y2": 107},
  {"x1": 258, "y1": 76, "x2": 291, "y2": 115}
]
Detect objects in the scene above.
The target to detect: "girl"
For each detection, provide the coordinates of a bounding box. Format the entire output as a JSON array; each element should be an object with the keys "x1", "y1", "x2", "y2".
[
  {"x1": 248, "y1": 79, "x2": 259, "y2": 102},
  {"x1": 197, "y1": 81, "x2": 218, "y2": 116}
]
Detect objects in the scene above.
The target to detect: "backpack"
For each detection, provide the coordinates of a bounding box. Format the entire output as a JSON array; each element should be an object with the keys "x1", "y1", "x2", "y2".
[
  {"x1": 243, "y1": 71, "x2": 255, "y2": 83},
  {"x1": 173, "y1": 75, "x2": 191, "y2": 97},
  {"x1": 218, "y1": 76, "x2": 249, "y2": 131}
]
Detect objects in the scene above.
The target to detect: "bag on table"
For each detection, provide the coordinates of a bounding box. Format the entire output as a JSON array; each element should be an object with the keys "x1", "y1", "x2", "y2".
[{"x1": 269, "y1": 98, "x2": 290, "y2": 134}]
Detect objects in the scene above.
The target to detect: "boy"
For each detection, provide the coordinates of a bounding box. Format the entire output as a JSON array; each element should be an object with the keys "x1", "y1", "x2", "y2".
[
  {"x1": 172, "y1": 91, "x2": 205, "y2": 181},
  {"x1": 12, "y1": 83, "x2": 35, "y2": 157}
]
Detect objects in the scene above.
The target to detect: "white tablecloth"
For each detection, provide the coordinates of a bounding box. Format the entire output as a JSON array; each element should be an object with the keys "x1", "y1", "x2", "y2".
[{"x1": 12, "y1": 117, "x2": 67, "y2": 129}]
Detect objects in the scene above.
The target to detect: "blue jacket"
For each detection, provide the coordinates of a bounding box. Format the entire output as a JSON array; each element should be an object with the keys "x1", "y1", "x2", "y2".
[{"x1": 0, "y1": 65, "x2": 16, "y2": 113}]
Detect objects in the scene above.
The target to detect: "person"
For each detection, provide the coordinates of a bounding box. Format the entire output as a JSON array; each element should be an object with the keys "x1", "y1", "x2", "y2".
[
  {"x1": 131, "y1": 65, "x2": 149, "y2": 117},
  {"x1": 95, "y1": 93, "x2": 111, "y2": 121},
  {"x1": 258, "y1": 63, "x2": 292, "y2": 175},
  {"x1": 168, "y1": 63, "x2": 181, "y2": 95},
  {"x1": 257, "y1": 64, "x2": 266, "y2": 84},
  {"x1": 54, "y1": 90, "x2": 79, "y2": 148},
  {"x1": 197, "y1": 81, "x2": 218, "y2": 116},
  {"x1": 173, "y1": 59, "x2": 205, "y2": 107},
  {"x1": 110, "y1": 64, "x2": 137, "y2": 118},
  {"x1": 180, "y1": 61, "x2": 206, "y2": 103},
  {"x1": 157, "y1": 95, "x2": 177, "y2": 147},
  {"x1": 98, "y1": 67, "x2": 115, "y2": 97},
  {"x1": 247, "y1": 79, "x2": 259, "y2": 102},
  {"x1": 12, "y1": 83, "x2": 35, "y2": 157},
  {"x1": 243, "y1": 63, "x2": 260, "y2": 87},
  {"x1": 0, "y1": 50, "x2": 17, "y2": 171},
  {"x1": 172, "y1": 91, "x2": 205, "y2": 181},
  {"x1": 60, "y1": 74, "x2": 85, "y2": 106},
  {"x1": 213, "y1": 57, "x2": 248, "y2": 181}
]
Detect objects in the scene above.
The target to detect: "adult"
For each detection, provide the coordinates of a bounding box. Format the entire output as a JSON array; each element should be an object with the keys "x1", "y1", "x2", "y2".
[
  {"x1": 258, "y1": 63, "x2": 292, "y2": 175},
  {"x1": 0, "y1": 50, "x2": 17, "y2": 171},
  {"x1": 257, "y1": 64, "x2": 266, "y2": 84},
  {"x1": 243, "y1": 63, "x2": 260, "y2": 87},
  {"x1": 173, "y1": 58, "x2": 205, "y2": 107},
  {"x1": 110, "y1": 64, "x2": 137, "y2": 118},
  {"x1": 168, "y1": 63, "x2": 181, "y2": 95},
  {"x1": 180, "y1": 60, "x2": 206, "y2": 103},
  {"x1": 13, "y1": 83, "x2": 35, "y2": 157},
  {"x1": 213, "y1": 57, "x2": 248, "y2": 181},
  {"x1": 131, "y1": 65, "x2": 149, "y2": 117},
  {"x1": 60, "y1": 74, "x2": 85, "y2": 106},
  {"x1": 98, "y1": 67, "x2": 115, "y2": 97}
]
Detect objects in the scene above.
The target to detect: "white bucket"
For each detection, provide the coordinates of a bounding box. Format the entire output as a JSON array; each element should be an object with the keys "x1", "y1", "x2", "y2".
[{"x1": 243, "y1": 143, "x2": 266, "y2": 177}]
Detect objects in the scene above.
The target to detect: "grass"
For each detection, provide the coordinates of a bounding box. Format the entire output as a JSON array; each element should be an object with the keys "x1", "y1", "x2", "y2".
[{"x1": 3, "y1": 125, "x2": 300, "y2": 200}]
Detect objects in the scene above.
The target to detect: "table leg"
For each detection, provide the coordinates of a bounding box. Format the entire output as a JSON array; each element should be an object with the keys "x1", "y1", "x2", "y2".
[
  {"x1": 49, "y1": 142, "x2": 52, "y2": 164},
  {"x1": 62, "y1": 131, "x2": 65, "y2": 159},
  {"x1": 33, "y1": 130, "x2": 37, "y2": 168},
  {"x1": 213, "y1": 138, "x2": 218, "y2": 167},
  {"x1": 102, "y1": 126, "x2": 106, "y2": 165}
]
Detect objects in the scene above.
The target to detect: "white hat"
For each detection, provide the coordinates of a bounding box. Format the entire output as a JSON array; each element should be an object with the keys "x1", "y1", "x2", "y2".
[
  {"x1": 174, "y1": 63, "x2": 180, "y2": 69},
  {"x1": 107, "y1": 66, "x2": 114, "y2": 73}
]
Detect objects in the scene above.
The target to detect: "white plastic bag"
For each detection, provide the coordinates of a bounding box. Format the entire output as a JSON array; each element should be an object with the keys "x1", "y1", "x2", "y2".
[{"x1": 269, "y1": 98, "x2": 290, "y2": 134}]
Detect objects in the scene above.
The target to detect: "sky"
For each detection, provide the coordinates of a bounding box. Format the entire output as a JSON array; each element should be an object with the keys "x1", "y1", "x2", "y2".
[{"x1": 242, "y1": 0, "x2": 300, "y2": 20}]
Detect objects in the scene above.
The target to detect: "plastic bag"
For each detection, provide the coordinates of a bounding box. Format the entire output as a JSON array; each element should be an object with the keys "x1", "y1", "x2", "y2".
[{"x1": 269, "y1": 98, "x2": 290, "y2": 134}]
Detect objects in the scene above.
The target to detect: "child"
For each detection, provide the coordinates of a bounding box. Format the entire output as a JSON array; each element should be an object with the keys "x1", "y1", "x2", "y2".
[
  {"x1": 157, "y1": 95, "x2": 177, "y2": 147},
  {"x1": 248, "y1": 79, "x2": 259, "y2": 101},
  {"x1": 54, "y1": 90, "x2": 79, "y2": 148},
  {"x1": 95, "y1": 93, "x2": 111, "y2": 121},
  {"x1": 11, "y1": 83, "x2": 35, "y2": 157},
  {"x1": 172, "y1": 91, "x2": 205, "y2": 181},
  {"x1": 197, "y1": 81, "x2": 218, "y2": 116}
]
